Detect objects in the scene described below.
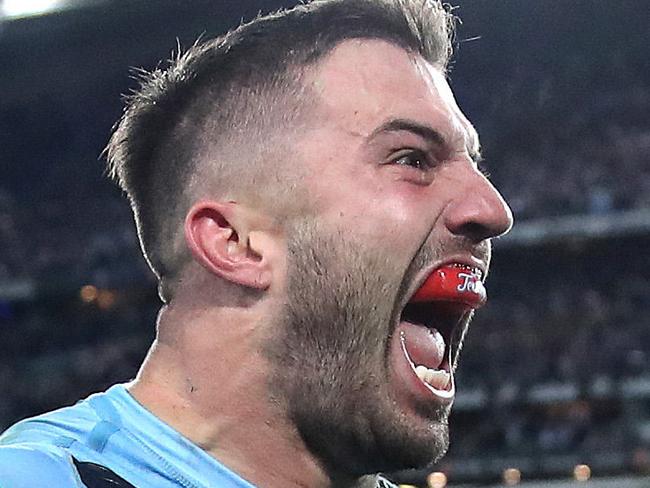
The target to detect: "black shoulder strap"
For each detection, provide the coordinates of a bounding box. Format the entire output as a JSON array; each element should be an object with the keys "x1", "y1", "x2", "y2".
[{"x1": 72, "y1": 457, "x2": 136, "y2": 488}]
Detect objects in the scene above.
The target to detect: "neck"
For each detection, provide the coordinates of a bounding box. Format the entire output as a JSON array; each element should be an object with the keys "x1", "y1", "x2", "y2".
[{"x1": 128, "y1": 304, "x2": 345, "y2": 488}]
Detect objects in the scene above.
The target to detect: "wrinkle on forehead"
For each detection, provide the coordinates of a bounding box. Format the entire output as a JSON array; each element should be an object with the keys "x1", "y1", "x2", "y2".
[
  {"x1": 307, "y1": 40, "x2": 419, "y2": 130},
  {"x1": 307, "y1": 39, "x2": 479, "y2": 154}
]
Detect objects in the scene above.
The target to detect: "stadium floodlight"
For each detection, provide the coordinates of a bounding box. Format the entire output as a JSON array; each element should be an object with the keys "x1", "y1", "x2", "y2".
[{"x1": 1, "y1": 0, "x2": 71, "y2": 19}]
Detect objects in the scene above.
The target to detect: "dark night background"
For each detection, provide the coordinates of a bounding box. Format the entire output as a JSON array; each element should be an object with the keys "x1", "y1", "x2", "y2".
[{"x1": 1, "y1": 1, "x2": 649, "y2": 486}]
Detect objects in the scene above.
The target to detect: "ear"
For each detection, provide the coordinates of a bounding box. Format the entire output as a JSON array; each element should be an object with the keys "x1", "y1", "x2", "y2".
[{"x1": 184, "y1": 200, "x2": 272, "y2": 290}]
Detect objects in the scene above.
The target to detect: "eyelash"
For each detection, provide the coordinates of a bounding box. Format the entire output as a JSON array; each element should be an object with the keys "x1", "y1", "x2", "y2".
[
  {"x1": 390, "y1": 149, "x2": 492, "y2": 179},
  {"x1": 391, "y1": 149, "x2": 433, "y2": 171}
]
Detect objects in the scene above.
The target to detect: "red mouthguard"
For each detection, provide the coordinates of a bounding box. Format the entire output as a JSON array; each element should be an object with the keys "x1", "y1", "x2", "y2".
[{"x1": 409, "y1": 264, "x2": 486, "y2": 309}]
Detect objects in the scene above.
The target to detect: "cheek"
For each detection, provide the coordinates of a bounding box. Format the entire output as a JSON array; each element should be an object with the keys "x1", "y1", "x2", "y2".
[
  {"x1": 349, "y1": 184, "x2": 437, "y2": 244},
  {"x1": 321, "y1": 199, "x2": 430, "y2": 278},
  {"x1": 309, "y1": 163, "x2": 443, "y2": 256}
]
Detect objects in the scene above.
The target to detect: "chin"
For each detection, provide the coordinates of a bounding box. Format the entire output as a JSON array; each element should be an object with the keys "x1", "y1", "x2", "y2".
[
  {"x1": 284, "y1": 377, "x2": 451, "y2": 478},
  {"x1": 367, "y1": 410, "x2": 450, "y2": 473}
]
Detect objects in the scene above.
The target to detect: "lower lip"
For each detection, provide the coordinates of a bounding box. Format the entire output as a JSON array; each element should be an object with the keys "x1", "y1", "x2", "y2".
[{"x1": 389, "y1": 322, "x2": 455, "y2": 409}]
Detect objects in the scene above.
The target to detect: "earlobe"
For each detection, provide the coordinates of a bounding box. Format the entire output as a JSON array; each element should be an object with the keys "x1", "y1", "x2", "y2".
[{"x1": 184, "y1": 201, "x2": 271, "y2": 290}]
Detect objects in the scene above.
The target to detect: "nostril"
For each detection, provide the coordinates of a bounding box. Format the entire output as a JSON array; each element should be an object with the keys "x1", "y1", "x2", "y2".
[{"x1": 456, "y1": 221, "x2": 494, "y2": 243}]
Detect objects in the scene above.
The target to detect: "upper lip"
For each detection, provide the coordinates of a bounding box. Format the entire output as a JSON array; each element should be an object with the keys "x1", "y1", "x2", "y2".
[{"x1": 399, "y1": 255, "x2": 488, "y2": 312}]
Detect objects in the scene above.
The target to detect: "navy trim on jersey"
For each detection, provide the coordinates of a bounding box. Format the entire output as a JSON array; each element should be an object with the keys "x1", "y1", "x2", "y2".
[{"x1": 72, "y1": 457, "x2": 136, "y2": 488}]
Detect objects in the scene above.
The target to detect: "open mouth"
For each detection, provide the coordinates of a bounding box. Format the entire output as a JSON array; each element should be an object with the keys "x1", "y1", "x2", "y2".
[
  {"x1": 399, "y1": 300, "x2": 467, "y2": 393},
  {"x1": 391, "y1": 263, "x2": 485, "y2": 405}
]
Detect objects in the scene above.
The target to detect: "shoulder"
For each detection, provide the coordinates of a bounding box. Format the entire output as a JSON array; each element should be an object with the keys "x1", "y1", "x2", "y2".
[
  {"x1": 0, "y1": 443, "x2": 83, "y2": 487},
  {"x1": 0, "y1": 389, "x2": 115, "y2": 487},
  {"x1": 0, "y1": 392, "x2": 103, "y2": 448}
]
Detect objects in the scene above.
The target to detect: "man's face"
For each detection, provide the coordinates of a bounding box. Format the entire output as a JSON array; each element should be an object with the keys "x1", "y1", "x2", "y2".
[{"x1": 266, "y1": 40, "x2": 513, "y2": 476}]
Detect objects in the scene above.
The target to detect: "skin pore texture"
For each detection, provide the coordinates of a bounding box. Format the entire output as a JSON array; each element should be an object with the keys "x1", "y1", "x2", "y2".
[{"x1": 128, "y1": 39, "x2": 513, "y2": 488}]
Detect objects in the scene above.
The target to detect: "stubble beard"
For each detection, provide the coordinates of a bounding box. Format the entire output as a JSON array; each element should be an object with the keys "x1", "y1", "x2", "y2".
[{"x1": 265, "y1": 221, "x2": 450, "y2": 479}]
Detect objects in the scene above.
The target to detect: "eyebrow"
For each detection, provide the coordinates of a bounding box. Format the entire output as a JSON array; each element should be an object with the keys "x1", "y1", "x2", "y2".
[
  {"x1": 368, "y1": 118, "x2": 445, "y2": 146},
  {"x1": 368, "y1": 117, "x2": 483, "y2": 164}
]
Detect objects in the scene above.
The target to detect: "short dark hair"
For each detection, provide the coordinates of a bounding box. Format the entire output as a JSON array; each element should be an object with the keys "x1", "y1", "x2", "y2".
[{"x1": 106, "y1": 0, "x2": 455, "y2": 301}]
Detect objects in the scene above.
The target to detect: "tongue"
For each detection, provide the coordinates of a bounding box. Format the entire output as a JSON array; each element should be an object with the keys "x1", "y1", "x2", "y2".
[
  {"x1": 410, "y1": 264, "x2": 486, "y2": 309},
  {"x1": 399, "y1": 322, "x2": 446, "y2": 370}
]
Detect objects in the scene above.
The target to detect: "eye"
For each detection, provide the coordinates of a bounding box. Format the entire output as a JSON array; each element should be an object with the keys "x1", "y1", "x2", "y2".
[{"x1": 391, "y1": 149, "x2": 431, "y2": 171}]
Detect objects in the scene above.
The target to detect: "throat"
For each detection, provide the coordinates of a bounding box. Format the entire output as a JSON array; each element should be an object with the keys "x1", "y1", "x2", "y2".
[{"x1": 130, "y1": 342, "x2": 332, "y2": 488}]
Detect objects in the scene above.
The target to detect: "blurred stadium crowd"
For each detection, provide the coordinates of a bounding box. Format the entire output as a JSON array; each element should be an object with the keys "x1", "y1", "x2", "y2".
[
  {"x1": 443, "y1": 236, "x2": 650, "y2": 482},
  {"x1": 0, "y1": 0, "x2": 648, "y2": 486}
]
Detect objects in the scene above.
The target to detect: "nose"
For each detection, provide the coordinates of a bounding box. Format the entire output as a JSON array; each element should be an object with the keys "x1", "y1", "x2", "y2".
[{"x1": 443, "y1": 168, "x2": 514, "y2": 243}]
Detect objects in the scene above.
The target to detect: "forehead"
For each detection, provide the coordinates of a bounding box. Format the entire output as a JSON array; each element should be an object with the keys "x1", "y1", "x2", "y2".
[{"x1": 308, "y1": 39, "x2": 478, "y2": 153}]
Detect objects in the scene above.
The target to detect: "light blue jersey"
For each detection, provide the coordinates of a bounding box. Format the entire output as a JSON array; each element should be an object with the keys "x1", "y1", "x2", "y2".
[{"x1": 0, "y1": 384, "x2": 256, "y2": 488}]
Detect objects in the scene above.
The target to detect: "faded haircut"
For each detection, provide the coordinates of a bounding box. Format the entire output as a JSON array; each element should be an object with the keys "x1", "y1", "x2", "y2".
[{"x1": 105, "y1": 0, "x2": 456, "y2": 302}]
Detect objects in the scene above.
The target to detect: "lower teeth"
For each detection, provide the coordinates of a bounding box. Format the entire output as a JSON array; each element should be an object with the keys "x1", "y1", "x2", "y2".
[{"x1": 414, "y1": 364, "x2": 450, "y2": 390}]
